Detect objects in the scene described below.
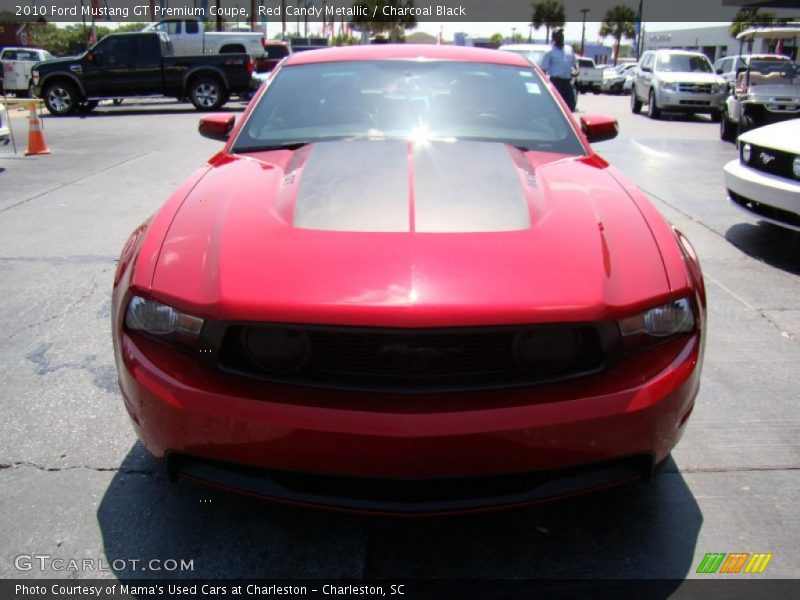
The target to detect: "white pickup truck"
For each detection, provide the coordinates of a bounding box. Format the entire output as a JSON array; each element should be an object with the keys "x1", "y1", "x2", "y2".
[
  {"x1": 142, "y1": 19, "x2": 265, "y2": 59},
  {"x1": 576, "y1": 57, "x2": 603, "y2": 94},
  {"x1": 1, "y1": 47, "x2": 54, "y2": 97}
]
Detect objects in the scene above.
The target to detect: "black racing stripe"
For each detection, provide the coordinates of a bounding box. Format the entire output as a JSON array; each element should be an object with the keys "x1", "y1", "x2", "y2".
[
  {"x1": 293, "y1": 140, "x2": 409, "y2": 232},
  {"x1": 413, "y1": 141, "x2": 531, "y2": 233}
]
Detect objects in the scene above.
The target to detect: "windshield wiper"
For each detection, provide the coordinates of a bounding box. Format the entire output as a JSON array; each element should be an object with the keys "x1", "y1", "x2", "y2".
[{"x1": 232, "y1": 141, "x2": 312, "y2": 153}]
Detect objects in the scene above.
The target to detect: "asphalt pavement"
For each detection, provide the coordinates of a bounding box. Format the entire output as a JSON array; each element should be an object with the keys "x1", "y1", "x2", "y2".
[{"x1": 0, "y1": 95, "x2": 798, "y2": 584}]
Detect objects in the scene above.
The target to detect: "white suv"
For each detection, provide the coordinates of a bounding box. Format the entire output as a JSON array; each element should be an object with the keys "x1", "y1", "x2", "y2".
[{"x1": 632, "y1": 50, "x2": 725, "y2": 120}]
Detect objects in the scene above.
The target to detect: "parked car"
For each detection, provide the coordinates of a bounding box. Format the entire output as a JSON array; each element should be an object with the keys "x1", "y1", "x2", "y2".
[
  {"x1": 112, "y1": 44, "x2": 706, "y2": 515},
  {"x1": 719, "y1": 27, "x2": 800, "y2": 142},
  {"x1": 713, "y1": 53, "x2": 790, "y2": 86},
  {"x1": 0, "y1": 47, "x2": 54, "y2": 97},
  {"x1": 142, "y1": 18, "x2": 266, "y2": 60},
  {"x1": 631, "y1": 49, "x2": 725, "y2": 120},
  {"x1": 576, "y1": 56, "x2": 603, "y2": 93},
  {"x1": 601, "y1": 63, "x2": 636, "y2": 94},
  {"x1": 0, "y1": 101, "x2": 10, "y2": 146},
  {"x1": 724, "y1": 118, "x2": 800, "y2": 232},
  {"x1": 255, "y1": 40, "x2": 290, "y2": 73},
  {"x1": 31, "y1": 32, "x2": 258, "y2": 115}
]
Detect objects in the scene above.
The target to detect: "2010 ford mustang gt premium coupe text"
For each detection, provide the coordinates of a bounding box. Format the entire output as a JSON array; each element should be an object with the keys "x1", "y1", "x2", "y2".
[{"x1": 112, "y1": 45, "x2": 706, "y2": 515}]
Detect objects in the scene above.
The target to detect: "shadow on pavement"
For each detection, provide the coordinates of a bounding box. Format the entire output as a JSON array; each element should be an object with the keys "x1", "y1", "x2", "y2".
[
  {"x1": 98, "y1": 444, "x2": 701, "y2": 586},
  {"x1": 726, "y1": 222, "x2": 800, "y2": 275}
]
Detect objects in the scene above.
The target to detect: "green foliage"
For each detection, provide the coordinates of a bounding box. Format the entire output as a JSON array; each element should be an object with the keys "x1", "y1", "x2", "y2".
[
  {"x1": 729, "y1": 8, "x2": 777, "y2": 38},
  {"x1": 29, "y1": 23, "x2": 114, "y2": 56},
  {"x1": 531, "y1": 0, "x2": 565, "y2": 42},
  {"x1": 115, "y1": 23, "x2": 149, "y2": 33},
  {"x1": 350, "y1": 1, "x2": 417, "y2": 41},
  {"x1": 488, "y1": 33, "x2": 504, "y2": 46},
  {"x1": 599, "y1": 4, "x2": 636, "y2": 65}
]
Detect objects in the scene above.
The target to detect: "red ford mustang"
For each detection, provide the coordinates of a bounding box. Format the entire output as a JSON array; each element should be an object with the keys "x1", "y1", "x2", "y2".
[{"x1": 112, "y1": 45, "x2": 706, "y2": 515}]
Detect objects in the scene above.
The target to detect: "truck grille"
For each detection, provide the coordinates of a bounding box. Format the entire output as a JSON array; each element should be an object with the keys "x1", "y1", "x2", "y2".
[
  {"x1": 677, "y1": 83, "x2": 713, "y2": 94},
  {"x1": 743, "y1": 143, "x2": 796, "y2": 180},
  {"x1": 215, "y1": 324, "x2": 609, "y2": 393}
]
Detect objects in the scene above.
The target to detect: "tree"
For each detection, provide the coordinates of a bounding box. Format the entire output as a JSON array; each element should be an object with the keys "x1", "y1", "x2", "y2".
[
  {"x1": 729, "y1": 8, "x2": 777, "y2": 38},
  {"x1": 488, "y1": 32, "x2": 504, "y2": 47},
  {"x1": 531, "y1": 0, "x2": 565, "y2": 43},
  {"x1": 599, "y1": 4, "x2": 636, "y2": 65},
  {"x1": 351, "y1": 1, "x2": 417, "y2": 42},
  {"x1": 115, "y1": 23, "x2": 148, "y2": 33}
]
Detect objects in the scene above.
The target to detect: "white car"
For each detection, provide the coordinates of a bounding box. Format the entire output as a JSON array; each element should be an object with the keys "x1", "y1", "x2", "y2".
[
  {"x1": 1, "y1": 47, "x2": 54, "y2": 97},
  {"x1": 724, "y1": 118, "x2": 800, "y2": 232},
  {"x1": 0, "y1": 102, "x2": 10, "y2": 146}
]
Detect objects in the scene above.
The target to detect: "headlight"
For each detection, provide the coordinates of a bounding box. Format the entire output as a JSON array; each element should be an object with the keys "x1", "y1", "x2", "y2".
[
  {"x1": 741, "y1": 143, "x2": 751, "y2": 163},
  {"x1": 793, "y1": 156, "x2": 800, "y2": 178},
  {"x1": 124, "y1": 296, "x2": 204, "y2": 348},
  {"x1": 660, "y1": 81, "x2": 675, "y2": 91},
  {"x1": 619, "y1": 298, "x2": 695, "y2": 355}
]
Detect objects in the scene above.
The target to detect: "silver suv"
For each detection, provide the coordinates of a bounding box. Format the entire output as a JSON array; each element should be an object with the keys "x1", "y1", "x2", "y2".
[{"x1": 632, "y1": 49, "x2": 725, "y2": 120}]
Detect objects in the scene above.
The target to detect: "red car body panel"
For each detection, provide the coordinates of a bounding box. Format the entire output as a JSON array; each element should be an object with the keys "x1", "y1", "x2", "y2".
[{"x1": 112, "y1": 44, "x2": 706, "y2": 514}]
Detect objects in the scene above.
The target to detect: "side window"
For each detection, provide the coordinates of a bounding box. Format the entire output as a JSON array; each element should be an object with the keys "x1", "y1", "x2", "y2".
[
  {"x1": 185, "y1": 20, "x2": 199, "y2": 34},
  {"x1": 2, "y1": 50, "x2": 16, "y2": 60},
  {"x1": 642, "y1": 53, "x2": 654, "y2": 69},
  {"x1": 95, "y1": 36, "x2": 131, "y2": 66},
  {"x1": 155, "y1": 21, "x2": 181, "y2": 36}
]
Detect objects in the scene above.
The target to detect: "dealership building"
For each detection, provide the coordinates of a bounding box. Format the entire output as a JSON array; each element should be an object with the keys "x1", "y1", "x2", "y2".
[{"x1": 642, "y1": 24, "x2": 795, "y2": 62}]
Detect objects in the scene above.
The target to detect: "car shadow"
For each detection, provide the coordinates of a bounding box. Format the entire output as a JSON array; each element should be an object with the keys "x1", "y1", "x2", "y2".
[
  {"x1": 725, "y1": 222, "x2": 800, "y2": 275},
  {"x1": 41, "y1": 102, "x2": 249, "y2": 120},
  {"x1": 97, "y1": 444, "x2": 701, "y2": 589}
]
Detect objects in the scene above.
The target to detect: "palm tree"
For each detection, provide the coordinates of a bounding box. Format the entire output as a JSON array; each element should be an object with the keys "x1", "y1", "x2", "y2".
[
  {"x1": 729, "y1": 8, "x2": 776, "y2": 39},
  {"x1": 351, "y1": 1, "x2": 417, "y2": 42},
  {"x1": 531, "y1": 0, "x2": 565, "y2": 43},
  {"x1": 599, "y1": 5, "x2": 636, "y2": 66}
]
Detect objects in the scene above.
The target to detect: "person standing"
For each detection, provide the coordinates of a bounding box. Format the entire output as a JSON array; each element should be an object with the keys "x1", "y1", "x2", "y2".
[{"x1": 540, "y1": 28, "x2": 578, "y2": 111}]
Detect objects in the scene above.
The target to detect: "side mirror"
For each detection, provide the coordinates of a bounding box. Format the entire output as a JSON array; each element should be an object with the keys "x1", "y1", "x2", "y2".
[
  {"x1": 580, "y1": 114, "x2": 619, "y2": 143},
  {"x1": 86, "y1": 51, "x2": 95, "y2": 63},
  {"x1": 198, "y1": 113, "x2": 235, "y2": 142},
  {"x1": 715, "y1": 67, "x2": 724, "y2": 75}
]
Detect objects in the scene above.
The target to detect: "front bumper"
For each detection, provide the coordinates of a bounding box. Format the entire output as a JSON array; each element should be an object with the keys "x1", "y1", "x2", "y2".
[
  {"x1": 724, "y1": 159, "x2": 800, "y2": 231},
  {"x1": 116, "y1": 329, "x2": 701, "y2": 514},
  {"x1": 658, "y1": 89, "x2": 724, "y2": 112}
]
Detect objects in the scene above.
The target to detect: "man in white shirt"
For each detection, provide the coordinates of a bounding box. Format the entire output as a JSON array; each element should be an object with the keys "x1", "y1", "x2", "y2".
[{"x1": 539, "y1": 28, "x2": 578, "y2": 111}]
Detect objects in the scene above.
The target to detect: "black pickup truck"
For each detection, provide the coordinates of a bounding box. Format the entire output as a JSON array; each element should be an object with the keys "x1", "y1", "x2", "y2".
[{"x1": 32, "y1": 32, "x2": 257, "y2": 115}]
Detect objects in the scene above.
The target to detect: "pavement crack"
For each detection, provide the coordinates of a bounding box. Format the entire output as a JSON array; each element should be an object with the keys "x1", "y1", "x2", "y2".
[
  {"x1": 0, "y1": 461, "x2": 154, "y2": 475},
  {"x1": 0, "y1": 152, "x2": 150, "y2": 214}
]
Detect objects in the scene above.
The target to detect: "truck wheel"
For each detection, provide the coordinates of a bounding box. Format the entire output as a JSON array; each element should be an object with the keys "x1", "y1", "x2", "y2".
[
  {"x1": 190, "y1": 77, "x2": 226, "y2": 110},
  {"x1": 44, "y1": 81, "x2": 79, "y2": 115},
  {"x1": 720, "y1": 110, "x2": 735, "y2": 142},
  {"x1": 647, "y1": 90, "x2": 661, "y2": 119},
  {"x1": 631, "y1": 89, "x2": 642, "y2": 113}
]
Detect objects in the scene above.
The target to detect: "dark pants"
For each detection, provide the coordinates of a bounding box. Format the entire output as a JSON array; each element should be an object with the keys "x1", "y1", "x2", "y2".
[{"x1": 551, "y1": 77, "x2": 576, "y2": 112}]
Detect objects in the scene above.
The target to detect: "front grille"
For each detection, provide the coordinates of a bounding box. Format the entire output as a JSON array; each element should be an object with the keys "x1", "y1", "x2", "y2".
[
  {"x1": 216, "y1": 324, "x2": 609, "y2": 393},
  {"x1": 679, "y1": 100, "x2": 710, "y2": 106},
  {"x1": 729, "y1": 190, "x2": 800, "y2": 229},
  {"x1": 743, "y1": 143, "x2": 796, "y2": 179},
  {"x1": 677, "y1": 83, "x2": 712, "y2": 93}
]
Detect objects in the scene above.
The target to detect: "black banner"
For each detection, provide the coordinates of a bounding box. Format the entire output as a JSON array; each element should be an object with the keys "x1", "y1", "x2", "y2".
[{"x1": 1, "y1": 0, "x2": 798, "y2": 24}]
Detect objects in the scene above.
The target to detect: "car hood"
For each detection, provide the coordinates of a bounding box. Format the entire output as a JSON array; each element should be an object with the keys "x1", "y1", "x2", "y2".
[
  {"x1": 658, "y1": 72, "x2": 720, "y2": 84},
  {"x1": 150, "y1": 140, "x2": 670, "y2": 327},
  {"x1": 739, "y1": 117, "x2": 800, "y2": 154}
]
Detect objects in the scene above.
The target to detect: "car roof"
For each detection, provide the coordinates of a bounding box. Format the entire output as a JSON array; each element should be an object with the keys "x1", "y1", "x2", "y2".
[
  {"x1": 283, "y1": 44, "x2": 532, "y2": 68},
  {"x1": 737, "y1": 26, "x2": 800, "y2": 41},
  {"x1": 649, "y1": 49, "x2": 708, "y2": 57}
]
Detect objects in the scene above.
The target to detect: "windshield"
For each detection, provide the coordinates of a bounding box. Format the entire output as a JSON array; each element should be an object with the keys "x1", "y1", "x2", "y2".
[
  {"x1": 233, "y1": 60, "x2": 585, "y2": 155},
  {"x1": 655, "y1": 54, "x2": 713, "y2": 73}
]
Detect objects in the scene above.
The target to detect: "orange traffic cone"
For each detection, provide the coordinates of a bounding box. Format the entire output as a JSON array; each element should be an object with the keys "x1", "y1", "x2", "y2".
[{"x1": 25, "y1": 103, "x2": 50, "y2": 156}]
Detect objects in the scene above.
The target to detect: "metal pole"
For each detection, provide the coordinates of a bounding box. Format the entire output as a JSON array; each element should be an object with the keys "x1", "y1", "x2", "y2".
[{"x1": 580, "y1": 9, "x2": 589, "y2": 56}]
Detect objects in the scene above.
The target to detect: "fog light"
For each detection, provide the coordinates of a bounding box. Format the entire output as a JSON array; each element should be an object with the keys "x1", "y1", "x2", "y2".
[
  {"x1": 245, "y1": 327, "x2": 309, "y2": 373},
  {"x1": 793, "y1": 156, "x2": 800, "y2": 178},
  {"x1": 742, "y1": 143, "x2": 751, "y2": 163}
]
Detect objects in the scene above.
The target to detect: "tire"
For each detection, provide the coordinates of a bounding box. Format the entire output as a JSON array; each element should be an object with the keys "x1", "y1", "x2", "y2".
[
  {"x1": 189, "y1": 77, "x2": 227, "y2": 110},
  {"x1": 720, "y1": 110, "x2": 735, "y2": 142},
  {"x1": 631, "y1": 88, "x2": 642, "y2": 113},
  {"x1": 43, "y1": 80, "x2": 79, "y2": 115},
  {"x1": 709, "y1": 109, "x2": 721, "y2": 123},
  {"x1": 647, "y1": 90, "x2": 661, "y2": 119}
]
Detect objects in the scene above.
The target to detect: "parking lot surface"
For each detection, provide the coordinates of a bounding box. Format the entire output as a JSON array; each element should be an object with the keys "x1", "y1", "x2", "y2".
[{"x1": 1, "y1": 95, "x2": 798, "y2": 581}]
